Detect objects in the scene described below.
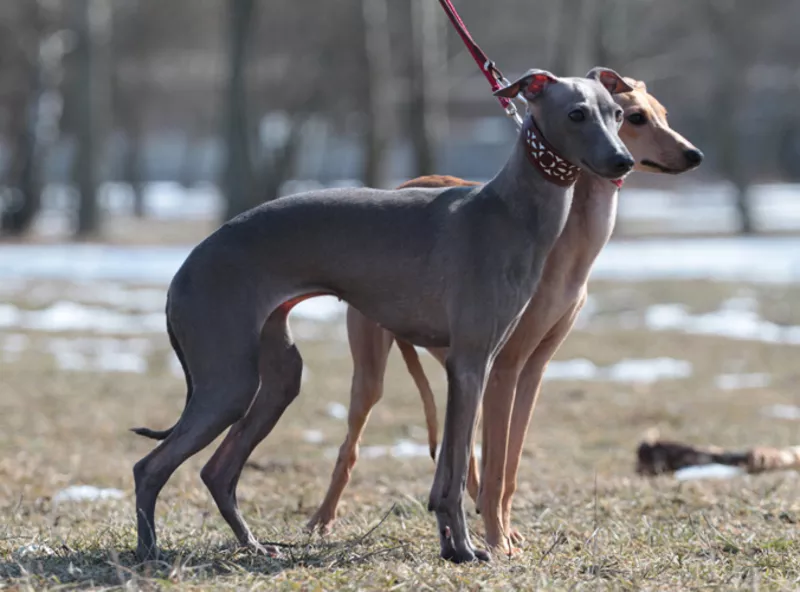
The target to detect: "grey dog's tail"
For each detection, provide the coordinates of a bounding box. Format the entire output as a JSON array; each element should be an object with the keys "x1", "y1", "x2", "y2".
[
  {"x1": 130, "y1": 425, "x2": 174, "y2": 440},
  {"x1": 130, "y1": 313, "x2": 193, "y2": 441}
]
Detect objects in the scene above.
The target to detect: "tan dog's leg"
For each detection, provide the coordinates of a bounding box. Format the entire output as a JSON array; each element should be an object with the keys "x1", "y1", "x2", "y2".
[
  {"x1": 501, "y1": 300, "x2": 583, "y2": 544},
  {"x1": 395, "y1": 341, "x2": 488, "y2": 510},
  {"x1": 307, "y1": 308, "x2": 393, "y2": 533},
  {"x1": 466, "y1": 420, "x2": 481, "y2": 502},
  {"x1": 395, "y1": 340, "x2": 439, "y2": 460},
  {"x1": 473, "y1": 360, "x2": 521, "y2": 555}
]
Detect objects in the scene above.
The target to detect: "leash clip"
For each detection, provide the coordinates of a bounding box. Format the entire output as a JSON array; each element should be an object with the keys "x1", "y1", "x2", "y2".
[
  {"x1": 438, "y1": 0, "x2": 523, "y2": 131},
  {"x1": 504, "y1": 100, "x2": 523, "y2": 131},
  {"x1": 487, "y1": 62, "x2": 524, "y2": 131}
]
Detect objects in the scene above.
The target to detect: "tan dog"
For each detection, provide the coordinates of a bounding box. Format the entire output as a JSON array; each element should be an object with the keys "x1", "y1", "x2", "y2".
[{"x1": 307, "y1": 79, "x2": 703, "y2": 554}]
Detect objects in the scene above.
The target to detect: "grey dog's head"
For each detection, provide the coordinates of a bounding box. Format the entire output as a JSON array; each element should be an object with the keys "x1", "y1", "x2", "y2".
[{"x1": 496, "y1": 67, "x2": 635, "y2": 181}]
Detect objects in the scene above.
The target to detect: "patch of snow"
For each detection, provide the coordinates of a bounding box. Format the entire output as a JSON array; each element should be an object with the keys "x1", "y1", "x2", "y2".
[
  {"x1": 47, "y1": 337, "x2": 151, "y2": 373},
  {"x1": 714, "y1": 373, "x2": 771, "y2": 391},
  {"x1": 0, "y1": 301, "x2": 164, "y2": 334},
  {"x1": 761, "y1": 404, "x2": 800, "y2": 421},
  {"x1": 326, "y1": 402, "x2": 348, "y2": 420},
  {"x1": 53, "y1": 485, "x2": 125, "y2": 503},
  {"x1": 644, "y1": 298, "x2": 800, "y2": 345},
  {"x1": 16, "y1": 544, "x2": 55, "y2": 557},
  {"x1": 289, "y1": 296, "x2": 346, "y2": 322},
  {"x1": 674, "y1": 464, "x2": 746, "y2": 481},
  {"x1": 324, "y1": 440, "x2": 481, "y2": 461},
  {"x1": 606, "y1": 358, "x2": 693, "y2": 383},
  {"x1": 303, "y1": 429, "x2": 325, "y2": 444},
  {"x1": 3, "y1": 237, "x2": 800, "y2": 286},
  {"x1": 545, "y1": 357, "x2": 692, "y2": 384}
]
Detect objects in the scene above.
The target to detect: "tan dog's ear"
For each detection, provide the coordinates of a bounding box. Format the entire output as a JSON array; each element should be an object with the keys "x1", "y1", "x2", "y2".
[
  {"x1": 494, "y1": 69, "x2": 559, "y2": 101},
  {"x1": 625, "y1": 77, "x2": 646, "y2": 92},
  {"x1": 586, "y1": 67, "x2": 635, "y2": 95}
]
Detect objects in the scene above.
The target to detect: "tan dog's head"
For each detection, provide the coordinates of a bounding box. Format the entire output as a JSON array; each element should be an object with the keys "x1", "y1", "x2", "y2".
[{"x1": 615, "y1": 78, "x2": 703, "y2": 174}]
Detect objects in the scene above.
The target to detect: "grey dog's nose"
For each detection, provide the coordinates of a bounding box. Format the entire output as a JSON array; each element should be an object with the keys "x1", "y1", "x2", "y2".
[
  {"x1": 612, "y1": 153, "x2": 635, "y2": 175},
  {"x1": 684, "y1": 148, "x2": 704, "y2": 167}
]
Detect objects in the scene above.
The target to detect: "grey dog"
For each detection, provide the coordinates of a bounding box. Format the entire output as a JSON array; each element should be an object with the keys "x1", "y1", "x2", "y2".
[{"x1": 132, "y1": 67, "x2": 635, "y2": 563}]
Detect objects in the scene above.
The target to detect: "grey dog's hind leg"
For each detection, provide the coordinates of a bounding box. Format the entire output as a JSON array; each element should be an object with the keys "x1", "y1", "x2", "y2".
[
  {"x1": 200, "y1": 311, "x2": 303, "y2": 550},
  {"x1": 133, "y1": 317, "x2": 262, "y2": 560}
]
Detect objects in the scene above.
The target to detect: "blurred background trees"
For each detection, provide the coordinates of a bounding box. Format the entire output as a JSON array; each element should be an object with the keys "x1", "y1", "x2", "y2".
[
  {"x1": 0, "y1": 0, "x2": 798, "y2": 239},
  {"x1": 0, "y1": 0, "x2": 45, "y2": 235}
]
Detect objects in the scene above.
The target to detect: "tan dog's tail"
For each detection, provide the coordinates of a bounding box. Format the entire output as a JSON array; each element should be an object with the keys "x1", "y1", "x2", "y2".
[
  {"x1": 395, "y1": 340, "x2": 438, "y2": 461},
  {"x1": 392, "y1": 175, "x2": 481, "y2": 462}
]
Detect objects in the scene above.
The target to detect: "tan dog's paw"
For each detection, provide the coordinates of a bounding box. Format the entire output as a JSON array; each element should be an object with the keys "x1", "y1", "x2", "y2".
[
  {"x1": 254, "y1": 542, "x2": 282, "y2": 559},
  {"x1": 305, "y1": 510, "x2": 335, "y2": 535},
  {"x1": 484, "y1": 532, "x2": 519, "y2": 558},
  {"x1": 501, "y1": 534, "x2": 523, "y2": 558}
]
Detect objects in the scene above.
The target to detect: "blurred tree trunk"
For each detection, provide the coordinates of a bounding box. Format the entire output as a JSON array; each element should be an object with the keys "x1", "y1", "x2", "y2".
[
  {"x1": 256, "y1": 114, "x2": 306, "y2": 203},
  {"x1": 222, "y1": 0, "x2": 257, "y2": 221},
  {"x1": 543, "y1": 2, "x2": 566, "y2": 70},
  {"x1": 71, "y1": 0, "x2": 107, "y2": 238},
  {"x1": 550, "y1": 0, "x2": 601, "y2": 76},
  {"x1": 124, "y1": 115, "x2": 145, "y2": 217},
  {"x1": 408, "y1": 0, "x2": 444, "y2": 177},
  {"x1": 706, "y1": 0, "x2": 755, "y2": 234},
  {"x1": 595, "y1": 0, "x2": 628, "y2": 70},
  {"x1": 112, "y1": 1, "x2": 145, "y2": 218},
  {"x1": 178, "y1": 130, "x2": 199, "y2": 189},
  {"x1": 1, "y1": 0, "x2": 43, "y2": 236},
  {"x1": 360, "y1": 0, "x2": 393, "y2": 188},
  {"x1": 716, "y1": 83, "x2": 753, "y2": 234},
  {"x1": 567, "y1": 0, "x2": 601, "y2": 76}
]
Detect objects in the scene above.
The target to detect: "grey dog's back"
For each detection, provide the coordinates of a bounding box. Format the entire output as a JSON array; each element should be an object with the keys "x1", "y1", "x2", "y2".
[{"x1": 168, "y1": 184, "x2": 502, "y2": 346}]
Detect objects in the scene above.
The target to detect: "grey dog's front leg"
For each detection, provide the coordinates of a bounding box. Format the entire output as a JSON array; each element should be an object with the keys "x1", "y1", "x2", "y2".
[{"x1": 429, "y1": 352, "x2": 491, "y2": 563}]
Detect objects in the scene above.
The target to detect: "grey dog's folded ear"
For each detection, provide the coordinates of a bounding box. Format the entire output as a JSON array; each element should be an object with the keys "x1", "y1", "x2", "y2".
[
  {"x1": 586, "y1": 67, "x2": 635, "y2": 95},
  {"x1": 494, "y1": 69, "x2": 559, "y2": 101}
]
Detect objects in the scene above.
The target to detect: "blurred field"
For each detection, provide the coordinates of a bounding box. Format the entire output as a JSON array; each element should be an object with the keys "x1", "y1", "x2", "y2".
[{"x1": 1, "y1": 276, "x2": 799, "y2": 590}]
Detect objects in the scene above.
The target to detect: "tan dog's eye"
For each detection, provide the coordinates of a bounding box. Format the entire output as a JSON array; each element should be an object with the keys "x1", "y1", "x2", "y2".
[{"x1": 627, "y1": 112, "x2": 647, "y2": 126}]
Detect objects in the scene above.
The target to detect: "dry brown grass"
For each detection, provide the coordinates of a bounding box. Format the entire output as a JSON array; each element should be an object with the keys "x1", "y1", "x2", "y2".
[{"x1": 1, "y1": 278, "x2": 799, "y2": 590}]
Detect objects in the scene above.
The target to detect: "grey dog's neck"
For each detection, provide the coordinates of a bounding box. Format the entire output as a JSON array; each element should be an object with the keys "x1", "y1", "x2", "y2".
[{"x1": 484, "y1": 119, "x2": 574, "y2": 228}]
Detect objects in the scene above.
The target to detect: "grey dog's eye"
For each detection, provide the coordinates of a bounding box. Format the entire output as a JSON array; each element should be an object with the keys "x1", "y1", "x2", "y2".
[
  {"x1": 568, "y1": 109, "x2": 585, "y2": 122},
  {"x1": 615, "y1": 109, "x2": 624, "y2": 122}
]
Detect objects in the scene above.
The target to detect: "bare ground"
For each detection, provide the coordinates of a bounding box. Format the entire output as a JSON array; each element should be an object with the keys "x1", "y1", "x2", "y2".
[{"x1": 1, "y1": 278, "x2": 799, "y2": 590}]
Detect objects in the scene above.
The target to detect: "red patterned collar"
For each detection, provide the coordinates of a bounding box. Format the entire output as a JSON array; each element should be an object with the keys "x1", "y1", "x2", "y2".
[
  {"x1": 522, "y1": 116, "x2": 625, "y2": 189},
  {"x1": 522, "y1": 116, "x2": 580, "y2": 187}
]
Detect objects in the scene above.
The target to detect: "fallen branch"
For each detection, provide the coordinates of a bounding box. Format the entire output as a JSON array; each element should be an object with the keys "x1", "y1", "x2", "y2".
[{"x1": 636, "y1": 439, "x2": 800, "y2": 476}]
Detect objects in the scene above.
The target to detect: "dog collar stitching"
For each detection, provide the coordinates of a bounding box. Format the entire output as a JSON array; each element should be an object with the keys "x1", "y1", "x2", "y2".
[
  {"x1": 522, "y1": 116, "x2": 580, "y2": 188},
  {"x1": 523, "y1": 116, "x2": 626, "y2": 190}
]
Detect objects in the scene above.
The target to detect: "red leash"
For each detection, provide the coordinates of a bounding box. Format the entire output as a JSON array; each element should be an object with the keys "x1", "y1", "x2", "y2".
[
  {"x1": 436, "y1": 0, "x2": 627, "y2": 188},
  {"x1": 436, "y1": 0, "x2": 522, "y2": 128}
]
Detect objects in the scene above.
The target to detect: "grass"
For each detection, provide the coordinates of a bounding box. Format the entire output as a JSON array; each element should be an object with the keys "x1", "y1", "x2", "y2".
[{"x1": 1, "y1": 278, "x2": 799, "y2": 590}]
